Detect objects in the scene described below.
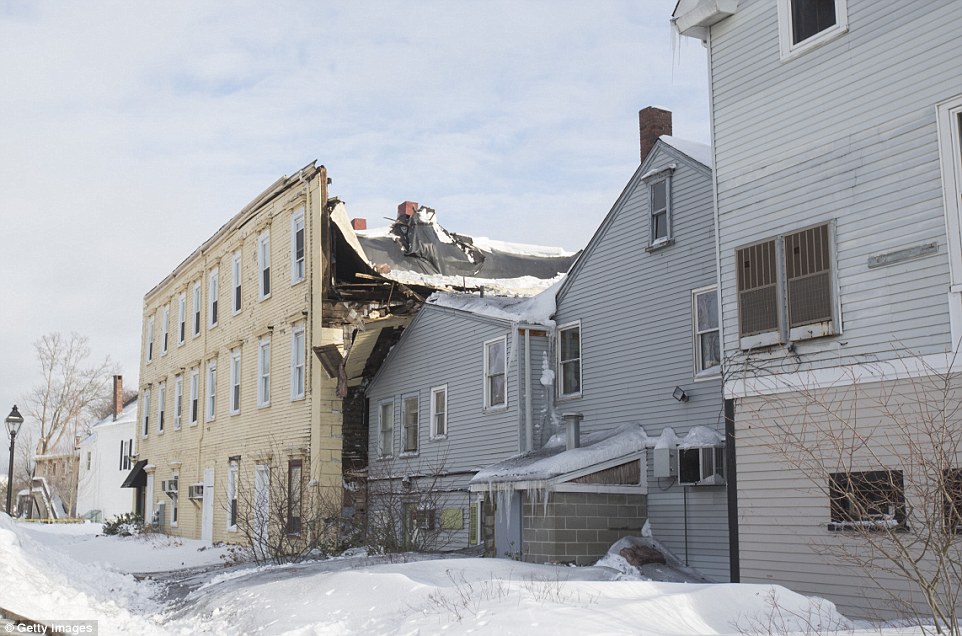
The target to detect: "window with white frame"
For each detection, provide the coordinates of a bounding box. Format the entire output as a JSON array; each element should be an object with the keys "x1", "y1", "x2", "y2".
[
  {"x1": 692, "y1": 287, "x2": 721, "y2": 375},
  {"x1": 483, "y1": 337, "x2": 507, "y2": 410},
  {"x1": 141, "y1": 388, "x2": 150, "y2": 437},
  {"x1": 258, "y1": 336, "x2": 271, "y2": 406},
  {"x1": 208, "y1": 268, "x2": 219, "y2": 327},
  {"x1": 938, "y1": 96, "x2": 962, "y2": 341},
  {"x1": 291, "y1": 323, "x2": 305, "y2": 400},
  {"x1": 173, "y1": 374, "x2": 183, "y2": 430},
  {"x1": 227, "y1": 458, "x2": 239, "y2": 531},
  {"x1": 402, "y1": 394, "x2": 419, "y2": 453},
  {"x1": 291, "y1": 208, "x2": 305, "y2": 284},
  {"x1": 558, "y1": 323, "x2": 582, "y2": 398},
  {"x1": 650, "y1": 179, "x2": 670, "y2": 243},
  {"x1": 145, "y1": 316, "x2": 154, "y2": 363},
  {"x1": 230, "y1": 349, "x2": 241, "y2": 414},
  {"x1": 287, "y1": 459, "x2": 303, "y2": 534},
  {"x1": 192, "y1": 282, "x2": 202, "y2": 337},
  {"x1": 161, "y1": 305, "x2": 169, "y2": 355},
  {"x1": 258, "y1": 230, "x2": 271, "y2": 300},
  {"x1": 189, "y1": 367, "x2": 199, "y2": 425},
  {"x1": 206, "y1": 360, "x2": 217, "y2": 421},
  {"x1": 157, "y1": 382, "x2": 166, "y2": 433},
  {"x1": 430, "y1": 385, "x2": 447, "y2": 438},
  {"x1": 736, "y1": 221, "x2": 837, "y2": 348},
  {"x1": 232, "y1": 250, "x2": 242, "y2": 315},
  {"x1": 177, "y1": 292, "x2": 186, "y2": 345},
  {"x1": 777, "y1": 0, "x2": 848, "y2": 60},
  {"x1": 378, "y1": 399, "x2": 394, "y2": 457}
]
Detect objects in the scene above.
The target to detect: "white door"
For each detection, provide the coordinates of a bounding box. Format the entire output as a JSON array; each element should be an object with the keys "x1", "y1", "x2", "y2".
[
  {"x1": 254, "y1": 464, "x2": 270, "y2": 557},
  {"x1": 145, "y1": 473, "x2": 156, "y2": 525},
  {"x1": 201, "y1": 467, "x2": 214, "y2": 543}
]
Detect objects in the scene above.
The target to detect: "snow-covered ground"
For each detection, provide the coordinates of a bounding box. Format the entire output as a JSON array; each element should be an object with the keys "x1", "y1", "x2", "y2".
[{"x1": 0, "y1": 514, "x2": 933, "y2": 635}]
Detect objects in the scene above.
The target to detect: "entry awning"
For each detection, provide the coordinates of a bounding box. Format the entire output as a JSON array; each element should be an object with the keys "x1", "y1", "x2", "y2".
[{"x1": 121, "y1": 459, "x2": 148, "y2": 488}]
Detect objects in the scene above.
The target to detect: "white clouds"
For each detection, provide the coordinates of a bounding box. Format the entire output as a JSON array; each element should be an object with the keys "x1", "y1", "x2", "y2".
[{"x1": 0, "y1": 1, "x2": 708, "y2": 466}]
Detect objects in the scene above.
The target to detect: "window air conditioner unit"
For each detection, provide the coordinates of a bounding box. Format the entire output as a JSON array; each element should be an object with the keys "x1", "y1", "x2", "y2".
[
  {"x1": 678, "y1": 447, "x2": 726, "y2": 486},
  {"x1": 161, "y1": 478, "x2": 178, "y2": 494},
  {"x1": 188, "y1": 484, "x2": 204, "y2": 500}
]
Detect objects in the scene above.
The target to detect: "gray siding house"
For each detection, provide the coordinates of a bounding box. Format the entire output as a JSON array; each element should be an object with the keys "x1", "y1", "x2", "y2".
[
  {"x1": 675, "y1": 0, "x2": 962, "y2": 620},
  {"x1": 367, "y1": 111, "x2": 727, "y2": 577}
]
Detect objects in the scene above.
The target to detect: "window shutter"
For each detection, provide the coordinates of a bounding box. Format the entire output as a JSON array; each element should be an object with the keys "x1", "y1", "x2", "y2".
[
  {"x1": 736, "y1": 240, "x2": 779, "y2": 337},
  {"x1": 785, "y1": 223, "x2": 832, "y2": 328}
]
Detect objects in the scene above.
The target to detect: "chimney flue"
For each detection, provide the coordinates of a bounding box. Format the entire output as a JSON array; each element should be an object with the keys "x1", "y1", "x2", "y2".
[
  {"x1": 113, "y1": 375, "x2": 123, "y2": 421},
  {"x1": 638, "y1": 106, "x2": 672, "y2": 163},
  {"x1": 397, "y1": 201, "x2": 419, "y2": 219},
  {"x1": 563, "y1": 412, "x2": 584, "y2": 450},
  {"x1": 351, "y1": 218, "x2": 367, "y2": 231}
]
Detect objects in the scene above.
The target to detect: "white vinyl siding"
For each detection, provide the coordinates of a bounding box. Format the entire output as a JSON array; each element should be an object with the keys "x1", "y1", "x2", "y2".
[
  {"x1": 258, "y1": 336, "x2": 271, "y2": 407},
  {"x1": 291, "y1": 324, "x2": 305, "y2": 400}
]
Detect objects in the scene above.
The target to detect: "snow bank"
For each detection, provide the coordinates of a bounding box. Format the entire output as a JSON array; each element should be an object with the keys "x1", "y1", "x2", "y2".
[{"x1": 0, "y1": 514, "x2": 163, "y2": 635}]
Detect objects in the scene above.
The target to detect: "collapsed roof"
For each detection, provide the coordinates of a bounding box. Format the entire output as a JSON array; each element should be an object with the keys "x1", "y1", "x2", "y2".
[{"x1": 329, "y1": 201, "x2": 579, "y2": 299}]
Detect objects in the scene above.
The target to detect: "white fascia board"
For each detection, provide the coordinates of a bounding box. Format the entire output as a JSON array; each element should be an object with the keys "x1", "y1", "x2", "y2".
[{"x1": 672, "y1": 0, "x2": 738, "y2": 39}]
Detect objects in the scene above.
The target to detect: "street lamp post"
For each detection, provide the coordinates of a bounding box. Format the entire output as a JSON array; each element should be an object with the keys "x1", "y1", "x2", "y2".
[{"x1": 5, "y1": 405, "x2": 24, "y2": 515}]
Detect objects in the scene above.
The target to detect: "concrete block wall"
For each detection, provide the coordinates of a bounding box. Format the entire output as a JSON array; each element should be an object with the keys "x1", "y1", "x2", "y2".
[{"x1": 522, "y1": 491, "x2": 647, "y2": 565}]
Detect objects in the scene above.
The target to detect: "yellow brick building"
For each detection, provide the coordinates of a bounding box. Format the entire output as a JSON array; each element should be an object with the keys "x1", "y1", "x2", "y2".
[{"x1": 136, "y1": 163, "x2": 336, "y2": 545}]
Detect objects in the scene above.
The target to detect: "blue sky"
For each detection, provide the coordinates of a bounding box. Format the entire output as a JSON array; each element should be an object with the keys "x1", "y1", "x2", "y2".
[{"x1": 0, "y1": 1, "x2": 708, "y2": 470}]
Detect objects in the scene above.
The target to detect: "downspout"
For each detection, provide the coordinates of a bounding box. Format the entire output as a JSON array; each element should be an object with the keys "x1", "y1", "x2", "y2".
[
  {"x1": 725, "y1": 397, "x2": 739, "y2": 582},
  {"x1": 524, "y1": 328, "x2": 533, "y2": 452}
]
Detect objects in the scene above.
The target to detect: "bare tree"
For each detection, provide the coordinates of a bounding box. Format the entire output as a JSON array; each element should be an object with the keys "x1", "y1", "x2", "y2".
[
  {"x1": 741, "y1": 356, "x2": 962, "y2": 634},
  {"x1": 22, "y1": 332, "x2": 116, "y2": 457},
  {"x1": 89, "y1": 387, "x2": 139, "y2": 422}
]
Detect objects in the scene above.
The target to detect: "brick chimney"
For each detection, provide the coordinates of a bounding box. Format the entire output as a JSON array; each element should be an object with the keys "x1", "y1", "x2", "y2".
[
  {"x1": 397, "y1": 201, "x2": 419, "y2": 220},
  {"x1": 113, "y1": 375, "x2": 123, "y2": 421},
  {"x1": 639, "y1": 106, "x2": 672, "y2": 163},
  {"x1": 351, "y1": 218, "x2": 367, "y2": 231}
]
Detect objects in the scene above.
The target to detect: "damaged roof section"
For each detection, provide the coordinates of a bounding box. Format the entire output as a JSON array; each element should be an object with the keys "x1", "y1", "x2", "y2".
[{"x1": 329, "y1": 200, "x2": 579, "y2": 298}]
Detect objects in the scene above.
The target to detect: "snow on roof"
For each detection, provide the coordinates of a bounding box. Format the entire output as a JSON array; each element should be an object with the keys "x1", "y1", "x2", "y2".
[
  {"x1": 470, "y1": 423, "x2": 650, "y2": 485},
  {"x1": 659, "y1": 135, "x2": 712, "y2": 168},
  {"x1": 332, "y1": 201, "x2": 577, "y2": 296},
  {"x1": 425, "y1": 276, "x2": 562, "y2": 326}
]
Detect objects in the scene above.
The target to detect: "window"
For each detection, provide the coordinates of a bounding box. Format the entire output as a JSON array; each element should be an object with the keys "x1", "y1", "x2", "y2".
[
  {"x1": 558, "y1": 323, "x2": 582, "y2": 398},
  {"x1": 145, "y1": 316, "x2": 154, "y2": 363},
  {"x1": 258, "y1": 336, "x2": 271, "y2": 406},
  {"x1": 430, "y1": 385, "x2": 447, "y2": 438},
  {"x1": 291, "y1": 209, "x2": 305, "y2": 284},
  {"x1": 189, "y1": 367, "x2": 199, "y2": 425},
  {"x1": 258, "y1": 230, "x2": 271, "y2": 300},
  {"x1": 173, "y1": 374, "x2": 183, "y2": 430},
  {"x1": 944, "y1": 469, "x2": 962, "y2": 534},
  {"x1": 157, "y1": 382, "x2": 166, "y2": 433},
  {"x1": 938, "y1": 97, "x2": 962, "y2": 342},
  {"x1": 736, "y1": 222, "x2": 837, "y2": 348},
  {"x1": 650, "y1": 179, "x2": 670, "y2": 243},
  {"x1": 168, "y1": 475, "x2": 179, "y2": 526},
  {"x1": 777, "y1": 0, "x2": 848, "y2": 60},
  {"x1": 161, "y1": 305, "x2": 169, "y2": 355},
  {"x1": 141, "y1": 389, "x2": 150, "y2": 437},
  {"x1": 692, "y1": 287, "x2": 721, "y2": 375},
  {"x1": 679, "y1": 446, "x2": 726, "y2": 486},
  {"x1": 291, "y1": 323, "x2": 305, "y2": 400},
  {"x1": 378, "y1": 399, "x2": 394, "y2": 457},
  {"x1": 206, "y1": 360, "x2": 217, "y2": 421},
  {"x1": 208, "y1": 268, "x2": 219, "y2": 327},
  {"x1": 287, "y1": 459, "x2": 302, "y2": 534},
  {"x1": 177, "y1": 293, "x2": 186, "y2": 345},
  {"x1": 829, "y1": 470, "x2": 906, "y2": 531},
  {"x1": 232, "y1": 250, "x2": 242, "y2": 315},
  {"x1": 227, "y1": 459, "x2": 239, "y2": 531},
  {"x1": 192, "y1": 282, "x2": 202, "y2": 337},
  {"x1": 230, "y1": 349, "x2": 241, "y2": 414},
  {"x1": 468, "y1": 498, "x2": 483, "y2": 545},
  {"x1": 402, "y1": 394, "x2": 419, "y2": 453},
  {"x1": 120, "y1": 439, "x2": 132, "y2": 470},
  {"x1": 483, "y1": 337, "x2": 507, "y2": 410}
]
